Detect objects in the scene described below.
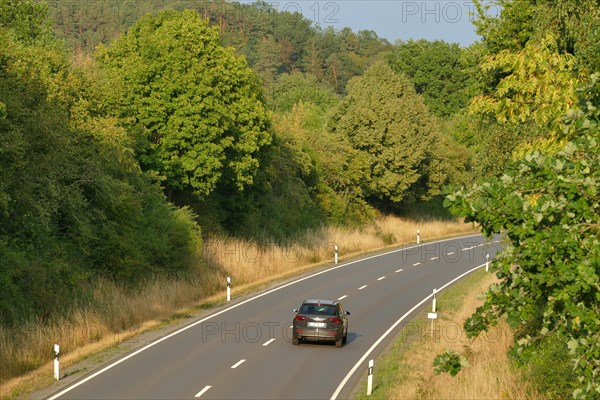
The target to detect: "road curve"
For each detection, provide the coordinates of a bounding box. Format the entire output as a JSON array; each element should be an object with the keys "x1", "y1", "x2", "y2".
[{"x1": 47, "y1": 234, "x2": 501, "y2": 400}]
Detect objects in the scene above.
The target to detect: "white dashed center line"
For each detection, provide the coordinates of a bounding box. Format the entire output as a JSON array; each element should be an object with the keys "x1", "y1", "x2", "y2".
[
  {"x1": 262, "y1": 338, "x2": 276, "y2": 347},
  {"x1": 358, "y1": 285, "x2": 367, "y2": 290},
  {"x1": 413, "y1": 262, "x2": 421, "y2": 266},
  {"x1": 231, "y1": 359, "x2": 246, "y2": 369},
  {"x1": 430, "y1": 257, "x2": 438, "y2": 261},
  {"x1": 337, "y1": 295, "x2": 348, "y2": 300},
  {"x1": 447, "y1": 252, "x2": 455, "y2": 256},
  {"x1": 395, "y1": 268, "x2": 403, "y2": 273},
  {"x1": 377, "y1": 276, "x2": 386, "y2": 281},
  {"x1": 195, "y1": 386, "x2": 212, "y2": 398}
]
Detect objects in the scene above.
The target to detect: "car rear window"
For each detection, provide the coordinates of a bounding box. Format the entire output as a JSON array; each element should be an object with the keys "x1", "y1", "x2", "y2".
[{"x1": 300, "y1": 304, "x2": 337, "y2": 315}]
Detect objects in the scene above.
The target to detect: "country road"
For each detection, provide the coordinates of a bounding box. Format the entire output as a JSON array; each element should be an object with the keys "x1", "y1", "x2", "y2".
[{"x1": 47, "y1": 234, "x2": 501, "y2": 400}]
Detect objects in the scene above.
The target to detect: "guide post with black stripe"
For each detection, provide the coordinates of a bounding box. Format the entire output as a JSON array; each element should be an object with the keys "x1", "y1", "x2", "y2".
[
  {"x1": 53, "y1": 344, "x2": 60, "y2": 381},
  {"x1": 226, "y1": 276, "x2": 231, "y2": 302},
  {"x1": 367, "y1": 359, "x2": 374, "y2": 396}
]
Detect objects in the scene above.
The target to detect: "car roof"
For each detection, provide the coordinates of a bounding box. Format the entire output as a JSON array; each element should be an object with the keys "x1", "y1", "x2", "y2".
[{"x1": 303, "y1": 299, "x2": 337, "y2": 305}]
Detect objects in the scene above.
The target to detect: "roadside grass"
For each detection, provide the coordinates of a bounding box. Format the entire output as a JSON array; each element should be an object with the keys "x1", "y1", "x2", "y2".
[
  {"x1": 355, "y1": 269, "x2": 542, "y2": 400},
  {"x1": 0, "y1": 215, "x2": 474, "y2": 399}
]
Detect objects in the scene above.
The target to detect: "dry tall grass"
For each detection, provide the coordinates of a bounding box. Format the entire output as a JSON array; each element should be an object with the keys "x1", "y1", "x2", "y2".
[
  {"x1": 384, "y1": 274, "x2": 542, "y2": 399},
  {"x1": 204, "y1": 216, "x2": 473, "y2": 286},
  {"x1": 0, "y1": 216, "x2": 474, "y2": 397}
]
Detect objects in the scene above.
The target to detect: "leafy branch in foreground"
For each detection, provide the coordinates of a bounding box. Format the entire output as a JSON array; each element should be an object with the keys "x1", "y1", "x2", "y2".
[
  {"x1": 445, "y1": 74, "x2": 600, "y2": 398},
  {"x1": 433, "y1": 350, "x2": 468, "y2": 377}
]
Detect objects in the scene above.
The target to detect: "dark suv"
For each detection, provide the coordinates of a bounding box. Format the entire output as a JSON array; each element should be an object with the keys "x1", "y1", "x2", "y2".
[{"x1": 292, "y1": 299, "x2": 350, "y2": 347}]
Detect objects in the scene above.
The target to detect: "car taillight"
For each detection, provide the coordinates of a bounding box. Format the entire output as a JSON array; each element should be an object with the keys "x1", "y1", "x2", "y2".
[
  {"x1": 328, "y1": 317, "x2": 342, "y2": 324},
  {"x1": 294, "y1": 315, "x2": 306, "y2": 321}
]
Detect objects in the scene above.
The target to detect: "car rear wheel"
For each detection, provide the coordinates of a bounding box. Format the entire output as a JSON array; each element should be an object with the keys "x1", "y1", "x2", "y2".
[
  {"x1": 292, "y1": 338, "x2": 299, "y2": 345},
  {"x1": 335, "y1": 337, "x2": 343, "y2": 348}
]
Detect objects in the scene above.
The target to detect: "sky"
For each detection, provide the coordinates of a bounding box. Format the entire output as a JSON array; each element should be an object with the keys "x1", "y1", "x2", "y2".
[{"x1": 262, "y1": 1, "x2": 501, "y2": 47}]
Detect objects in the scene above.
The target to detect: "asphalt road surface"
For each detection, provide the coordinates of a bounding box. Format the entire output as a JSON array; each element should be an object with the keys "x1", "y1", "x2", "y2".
[{"x1": 48, "y1": 234, "x2": 501, "y2": 400}]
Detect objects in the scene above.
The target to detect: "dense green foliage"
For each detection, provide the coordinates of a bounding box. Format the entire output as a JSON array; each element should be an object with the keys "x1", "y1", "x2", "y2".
[
  {"x1": 457, "y1": 0, "x2": 600, "y2": 182},
  {"x1": 446, "y1": 76, "x2": 599, "y2": 398},
  {"x1": 470, "y1": 34, "x2": 578, "y2": 131},
  {"x1": 386, "y1": 40, "x2": 473, "y2": 118},
  {"x1": 97, "y1": 10, "x2": 271, "y2": 198},
  {"x1": 441, "y1": 2, "x2": 600, "y2": 397},
  {"x1": 330, "y1": 62, "x2": 445, "y2": 207},
  {"x1": 0, "y1": 0, "x2": 202, "y2": 324},
  {"x1": 474, "y1": 0, "x2": 600, "y2": 73},
  {"x1": 269, "y1": 71, "x2": 339, "y2": 113}
]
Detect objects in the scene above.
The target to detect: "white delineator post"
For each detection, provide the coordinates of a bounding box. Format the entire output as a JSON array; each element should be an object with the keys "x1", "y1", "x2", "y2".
[
  {"x1": 428, "y1": 288, "x2": 439, "y2": 334},
  {"x1": 53, "y1": 344, "x2": 60, "y2": 381},
  {"x1": 334, "y1": 245, "x2": 339, "y2": 264},
  {"x1": 226, "y1": 276, "x2": 231, "y2": 302},
  {"x1": 486, "y1": 253, "x2": 490, "y2": 272},
  {"x1": 367, "y1": 359, "x2": 374, "y2": 396},
  {"x1": 417, "y1": 229, "x2": 420, "y2": 245}
]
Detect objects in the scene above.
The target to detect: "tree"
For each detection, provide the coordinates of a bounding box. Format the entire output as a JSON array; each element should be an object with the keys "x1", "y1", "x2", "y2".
[
  {"x1": 386, "y1": 39, "x2": 473, "y2": 118},
  {"x1": 0, "y1": 7, "x2": 202, "y2": 323},
  {"x1": 0, "y1": 0, "x2": 54, "y2": 44},
  {"x1": 269, "y1": 71, "x2": 339, "y2": 113},
  {"x1": 255, "y1": 35, "x2": 281, "y2": 88},
  {"x1": 329, "y1": 61, "x2": 445, "y2": 205},
  {"x1": 302, "y1": 36, "x2": 324, "y2": 80},
  {"x1": 470, "y1": 34, "x2": 578, "y2": 131},
  {"x1": 445, "y1": 75, "x2": 600, "y2": 398},
  {"x1": 271, "y1": 9, "x2": 312, "y2": 68},
  {"x1": 97, "y1": 9, "x2": 272, "y2": 198},
  {"x1": 473, "y1": 0, "x2": 600, "y2": 74}
]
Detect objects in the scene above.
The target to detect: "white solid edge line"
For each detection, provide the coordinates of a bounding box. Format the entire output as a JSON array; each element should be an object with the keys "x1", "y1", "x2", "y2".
[
  {"x1": 337, "y1": 295, "x2": 348, "y2": 300},
  {"x1": 262, "y1": 338, "x2": 276, "y2": 346},
  {"x1": 330, "y1": 262, "x2": 487, "y2": 400},
  {"x1": 231, "y1": 359, "x2": 246, "y2": 369},
  {"x1": 195, "y1": 385, "x2": 212, "y2": 398},
  {"x1": 47, "y1": 233, "x2": 482, "y2": 400}
]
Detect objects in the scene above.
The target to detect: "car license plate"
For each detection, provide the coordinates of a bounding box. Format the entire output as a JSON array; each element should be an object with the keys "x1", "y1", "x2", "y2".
[{"x1": 308, "y1": 322, "x2": 326, "y2": 328}]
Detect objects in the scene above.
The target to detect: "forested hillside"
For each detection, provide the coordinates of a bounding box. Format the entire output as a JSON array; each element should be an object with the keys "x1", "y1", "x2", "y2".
[
  {"x1": 1, "y1": 0, "x2": 469, "y2": 325},
  {"x1": 41, "y1": 0, "x2": 475, "y2": 236},
  {"x1": 2, "y1": 0, "x2": 598, "y2": 397},
  {"x1": 47, "y1": 0, "x2": 392, "y2": 95}
]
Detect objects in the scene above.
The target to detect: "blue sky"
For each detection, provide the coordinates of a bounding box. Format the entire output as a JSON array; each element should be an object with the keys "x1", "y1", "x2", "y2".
[{"x1": 265, "y1": 1, "x2": 500, "y2": 46}]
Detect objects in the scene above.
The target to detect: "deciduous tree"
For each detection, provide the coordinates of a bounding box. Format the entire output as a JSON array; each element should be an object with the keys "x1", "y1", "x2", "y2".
[
  {"x1": 329, "y1": 61, "x2": 445, "y2": 205},
  {"x1": 445, "y1": 75, "x2": 600, "y2": 399},
  {"x1": 97, "y1": 10, "x2": 272, "y2": 198},
  {"x1": 386, "y1": 39, "x2": 472, "y2": 118}
]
